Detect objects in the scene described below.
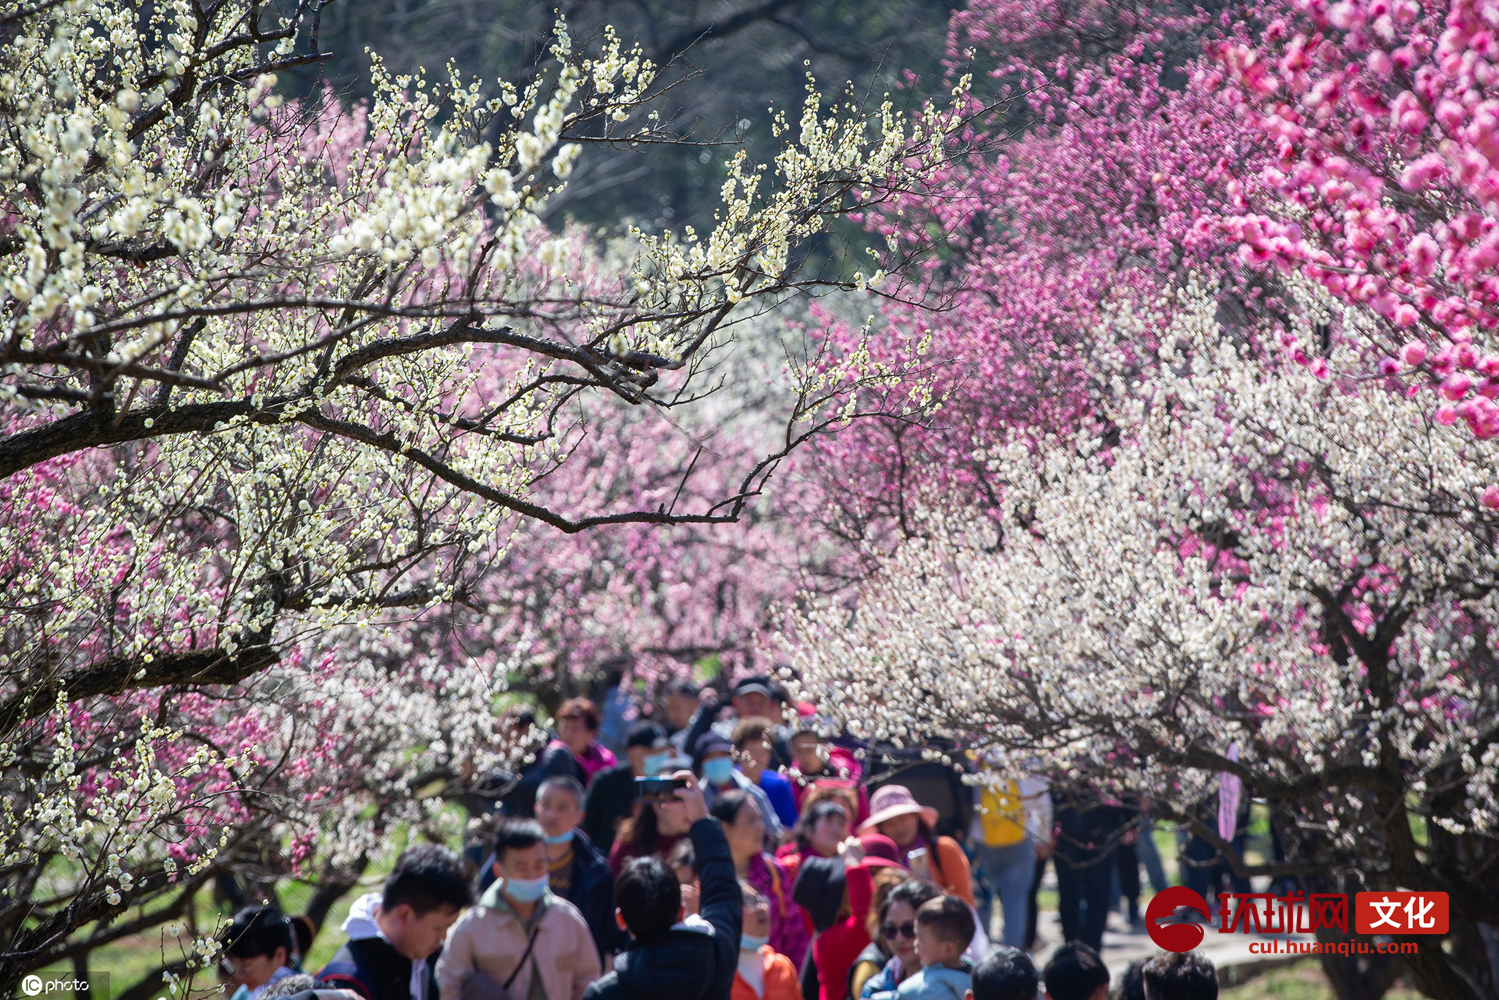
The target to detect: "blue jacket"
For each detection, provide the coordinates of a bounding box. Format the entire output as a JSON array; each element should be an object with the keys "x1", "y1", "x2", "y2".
[
  {"x1": 757, "y1": 770, "x2": 799, "y2": 828},
  {"x1": 893, "y1": 963, "x2": 973, "y2": 1000}
]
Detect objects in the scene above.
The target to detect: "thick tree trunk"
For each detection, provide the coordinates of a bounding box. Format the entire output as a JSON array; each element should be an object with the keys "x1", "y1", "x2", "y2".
[
  {"x1": 1314, "y1": 928, "x2": 1404, "y2": 1000},
  {"x1": 1403, "y1": 936, "x2": 1490, "y2": 1000},
  {"x1": 1448, "y1": 920, "x2": 1499, "y2": 1000},
  {"x1": 304, "y1": 856, "x2": 371, "y2": 935}
]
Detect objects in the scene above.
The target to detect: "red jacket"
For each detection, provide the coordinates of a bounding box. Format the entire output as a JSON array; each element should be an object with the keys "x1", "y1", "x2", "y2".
[{"x1": 811, "y1": 864, "x2": 873, "y2": 1000}]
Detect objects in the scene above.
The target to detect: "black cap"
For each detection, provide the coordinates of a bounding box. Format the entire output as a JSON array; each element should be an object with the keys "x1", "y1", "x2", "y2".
[
  {"x1": 625, "y1": 721, "x2": 668, "y2": 750},
  {"x1": 693, "y1": 731, "x2": 733, "y2": 766},
  {"x1": 694, "y1": 731, "x2": 733, "y2": 754},
  {"x1": 732, "y1": 676, "x2": 778, "y2": 699}
]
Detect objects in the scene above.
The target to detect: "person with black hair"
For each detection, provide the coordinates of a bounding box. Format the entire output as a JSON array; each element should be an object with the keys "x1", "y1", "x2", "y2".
[
  {"x1": 726, "y1": 677, "x2": 794, "y2": 770},
  {"x1": 606, "y1": 764, "x2": 696, "y2": 876},
  {"x1": 893, "y1": 896, "x2": 975, "y2": 1000},
  {"x1": 732, "y1": 716, "x2": 799, "y2": 829},
  {"x1": 480, "y1": 774, "x2": 628, "y2": 963},
  {"x1": 964, "y1": 947, "x2": 1037, "y2": 1000},
  {"x1": 223, "y1": 904, "x2": 298, "y2": 1000},
  {"x1": 857, "y1": 879, "x2": 941, "y2": 1000},
  {"x1": 438, "y1": 818, "x2": 602, "y2": 1000},
  {"x1": 780, "y1": 797, "x2": 851, "y2": 886},
  {"x1": 711, "y1": 789, "x2": 809, "y2": 967},
  {"x1": 1041, "y1": 942, "x2": 1109, "y2": 1000},
  {"x1": 500, "y1": 707, "x2": 586, "y2": 819},
  {"x1": 315, "y1": 844, "x2": 473, "y2": 1000},
  {"x1": 1118, "y1": 960, "x2": 1148, "y2": 1000},
  {"x1": 583, "y1": 772, "x2": 742, "y2": 1000},
  {"x1": 663, "y1": 679, "x2": 704, "y2": 755},
  {"x1": 696, "y1": 732, "x2": 783, "y2": 846},
  {"x1": 586, "y1": 721, "x2": 672, "y2": 856},
  {"x1": 1141, "y1": 951, "x2": 1217, "y2": 1000},
  {"x1": 289, "y1": 915, "x2": 316, "y2": 967},
  {"x1": 731, "y1": 883, "x2": 803, "y2": 1000}
]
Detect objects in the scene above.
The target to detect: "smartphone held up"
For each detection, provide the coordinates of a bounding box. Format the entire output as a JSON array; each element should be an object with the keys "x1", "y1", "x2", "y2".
[{"x1": 635, "y1": 775, "x2": 689, "y2": 803}]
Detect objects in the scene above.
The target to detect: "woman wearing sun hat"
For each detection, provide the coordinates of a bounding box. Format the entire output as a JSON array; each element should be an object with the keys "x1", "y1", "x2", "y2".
[{"x1": 857, "y1": 785, "x2": 974, "y2": 907}]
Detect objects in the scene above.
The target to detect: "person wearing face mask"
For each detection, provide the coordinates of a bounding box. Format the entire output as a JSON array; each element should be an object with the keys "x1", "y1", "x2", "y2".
[
  {"x1": 316, "y1": 845, "x2": 472, "y2": 1000},
  {"x1": 710, "y1": 791, "x2": 810, "y2": 968},
  {"x1": 438, "y1": 819, "x2": 602, "y2": 1000},
  {"x1": 733, "y1": 884, "x2": 804, "y2": 1000},
  {"x1": 694, "y1": 732, "x2": 782, "y2": 848},
  {"x1": 479, "y1": 775, "x2": 627, "y2": 964},
  {"x1": 585, "y1": 722, "x2": 672, "y2": 857}
]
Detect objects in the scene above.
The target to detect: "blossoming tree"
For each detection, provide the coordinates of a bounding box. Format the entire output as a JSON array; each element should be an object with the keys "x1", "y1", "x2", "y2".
[
  {"x1": 785, "y1": 287, "x2": 1499, "y2": 1000},
  {"x1": 1206, "y1": 0, "x2": 1499, "y2": 439},
  {"x1": 0, "y1": 0, "x2": 968, "y2": 990}
]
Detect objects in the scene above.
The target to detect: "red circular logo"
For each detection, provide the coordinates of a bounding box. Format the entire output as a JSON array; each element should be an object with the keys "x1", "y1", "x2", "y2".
[{"x1": 1146, "y1": 885, "x2": 1211, "y2": 952}]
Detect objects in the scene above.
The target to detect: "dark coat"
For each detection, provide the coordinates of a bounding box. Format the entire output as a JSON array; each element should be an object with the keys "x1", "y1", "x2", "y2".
[
  {"x1": 503, "y1": 743, "x2": 583, "y2": 818},
  {"x1": 582, "y1": 818, "x2": 742, "y2": 1000},
  {"x1": 315, "y1": 936, "x2": 437, "y2": 1000},
  {"x1": 583, "y1": 762, "x2": 637, "y2": 856}
]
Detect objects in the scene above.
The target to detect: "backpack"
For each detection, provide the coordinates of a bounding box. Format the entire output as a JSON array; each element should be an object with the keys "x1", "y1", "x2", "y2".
[{"x1": 977, "y1": 781, "x2": 1027, "y2": 847}]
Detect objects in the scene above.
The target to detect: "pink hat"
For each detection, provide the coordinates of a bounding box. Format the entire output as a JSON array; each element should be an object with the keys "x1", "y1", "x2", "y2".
[
  {"x1": 859, "y1": 784, "x2": 939, "y2": 833},
  {"x1": 858, "y1": 833, "x2": 908, "y2": 870}
]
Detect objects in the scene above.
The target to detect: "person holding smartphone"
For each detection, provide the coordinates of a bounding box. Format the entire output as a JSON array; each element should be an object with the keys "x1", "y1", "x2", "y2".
[
  {"x1": 584, "y1": 773, "x2": 743, "y2": 1000},
  {"x1": 606, "y1": 771, "x2": 695, "y2": 876}
]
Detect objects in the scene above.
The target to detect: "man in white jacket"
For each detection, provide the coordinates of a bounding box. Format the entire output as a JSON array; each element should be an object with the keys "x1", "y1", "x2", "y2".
[{"x1": 437, "y1": 819, "x2": 601, "y2": 1000}]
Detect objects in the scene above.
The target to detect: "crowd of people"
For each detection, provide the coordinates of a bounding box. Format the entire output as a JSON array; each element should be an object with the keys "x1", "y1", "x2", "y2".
[{"x1": 214, "y1": 676, "x2": 1233, "y2": 1000}]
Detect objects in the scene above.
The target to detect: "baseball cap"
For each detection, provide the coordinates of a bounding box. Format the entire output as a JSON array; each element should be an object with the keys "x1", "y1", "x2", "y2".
[{"x1": 625, "y1": 721, "x2": 668, "y2": 750}]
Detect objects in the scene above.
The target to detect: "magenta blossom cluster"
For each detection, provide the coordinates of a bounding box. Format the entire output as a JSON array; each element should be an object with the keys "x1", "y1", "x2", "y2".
[{"x1": 1206, "y1": 0, "x2": 1499, "y2": 435}]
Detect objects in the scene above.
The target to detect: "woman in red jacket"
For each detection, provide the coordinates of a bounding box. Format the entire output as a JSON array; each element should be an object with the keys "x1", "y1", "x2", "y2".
[{"x1": 790, "y1": 838, "x2": 872, "y2": 1000}]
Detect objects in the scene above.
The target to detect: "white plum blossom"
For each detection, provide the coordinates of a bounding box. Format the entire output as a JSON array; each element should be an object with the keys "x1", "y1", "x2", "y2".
[
  {"x1": 782, "y1": 284, "x2": 1499, "y2": 933},
  {"x1": 0, "y1": 0, "x2": 967, "y2": 990}
]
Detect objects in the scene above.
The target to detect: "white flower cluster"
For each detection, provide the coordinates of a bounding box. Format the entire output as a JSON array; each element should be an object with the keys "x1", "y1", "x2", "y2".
[
  {"x1": 782, "y1": 284, "x2": 1499, "y2": 878},
  {"x1": 1, "y1": 0, "x2": 965, "y2": 649},
  {"x1": 0, "y1": 693, "x2": 234, "y2": 923}
]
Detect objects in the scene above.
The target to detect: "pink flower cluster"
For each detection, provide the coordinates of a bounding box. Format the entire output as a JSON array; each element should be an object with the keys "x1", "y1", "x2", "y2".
[{"x1": 1205, "y1": 0, "x2": 1499, "y2": 433}]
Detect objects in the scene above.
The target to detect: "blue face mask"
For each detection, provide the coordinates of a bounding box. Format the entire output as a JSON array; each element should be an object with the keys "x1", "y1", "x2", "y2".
[
  {"x1": 702, "y1": 756, "x2": 735, "y2": 787},
  {"x1": 503, "y1": 874, "x2": 549, "y2": 903},
  {"x1": 643, "y1": 750, "x2": 670, "y2": 775},
  {"x1": 544, "y1": 830, "x2": 574, "y2": 846},
  {"x1": 740, "y1": 933, "x2": 768, "y2": 952}
]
